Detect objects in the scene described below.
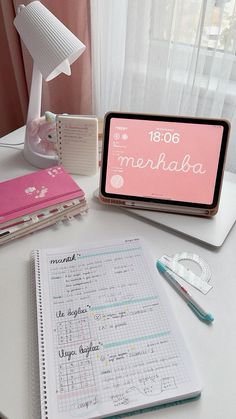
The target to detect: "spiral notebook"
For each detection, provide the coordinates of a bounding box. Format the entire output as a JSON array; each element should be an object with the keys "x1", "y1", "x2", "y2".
[
  {"x1": 33, "y1": 237, "x2": 201, "y2": 419},
  {"x1": 56, "y1": 115, "x2": 98, "y2": 175}
]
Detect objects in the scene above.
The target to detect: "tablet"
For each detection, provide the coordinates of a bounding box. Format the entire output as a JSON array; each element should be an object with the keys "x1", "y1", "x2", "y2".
[{"x1": 99, "y1": 112, "x2": 230, "y2": 216}]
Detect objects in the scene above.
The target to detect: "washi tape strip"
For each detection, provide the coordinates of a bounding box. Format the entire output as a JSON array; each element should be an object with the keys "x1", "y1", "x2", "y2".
[{"x1": 160, "y1": 252, "x2": 212, "y2": 294}]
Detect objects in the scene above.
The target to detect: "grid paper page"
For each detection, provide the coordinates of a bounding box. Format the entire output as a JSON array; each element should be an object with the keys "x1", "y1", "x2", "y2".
[{"x1": 34, "y1": 237, "x2": 201, "y2": 419}]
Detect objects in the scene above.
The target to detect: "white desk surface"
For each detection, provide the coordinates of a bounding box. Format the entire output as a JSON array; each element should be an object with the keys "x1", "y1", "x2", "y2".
[{"x1": 0, "y1": 127, "x2": 236, "y2": 419}]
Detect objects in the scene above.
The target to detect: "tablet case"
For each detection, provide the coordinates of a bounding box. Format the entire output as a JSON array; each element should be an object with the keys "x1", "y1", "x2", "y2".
[{"x1": 100, "y1": 112, "x2": 230, "y2": 217}]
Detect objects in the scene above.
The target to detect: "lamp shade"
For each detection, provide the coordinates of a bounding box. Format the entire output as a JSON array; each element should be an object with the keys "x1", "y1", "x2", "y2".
[{"x1": 14, "y1": 1, "x2": 86, "y2": 81}]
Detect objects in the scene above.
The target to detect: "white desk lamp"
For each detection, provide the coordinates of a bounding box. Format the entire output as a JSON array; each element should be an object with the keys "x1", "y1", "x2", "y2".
[{"x1": 14, "y1": 1, "x2": 86, "y2": 168}]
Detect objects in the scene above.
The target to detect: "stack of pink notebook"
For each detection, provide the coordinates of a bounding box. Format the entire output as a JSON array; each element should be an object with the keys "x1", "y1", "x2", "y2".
[{"x1": 0, "y1": 166, "x2": 87, "y2": 245}]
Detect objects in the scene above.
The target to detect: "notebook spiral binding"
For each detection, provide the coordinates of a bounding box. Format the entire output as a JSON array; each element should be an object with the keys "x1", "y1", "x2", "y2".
[
  {"x1": 57, "y1": 119, "x2": 62, "y2": 165},
  {"x1": 34, "y1": 250, "x2": 49, "y2": 419}
]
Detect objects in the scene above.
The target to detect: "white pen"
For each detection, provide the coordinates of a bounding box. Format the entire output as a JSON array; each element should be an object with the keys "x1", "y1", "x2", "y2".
[{"x1": 156, "y1": 260, "x2": 214, "y2": 324}]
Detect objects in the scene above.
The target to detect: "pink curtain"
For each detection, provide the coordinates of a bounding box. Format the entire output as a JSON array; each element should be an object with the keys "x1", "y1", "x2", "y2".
[{"x1": 0, "y1": 0, "x2": 92, "y2": 137}]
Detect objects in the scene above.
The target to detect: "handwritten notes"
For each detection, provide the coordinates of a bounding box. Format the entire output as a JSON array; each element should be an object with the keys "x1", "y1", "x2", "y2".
[
  {"x1": 34, "y1": 238, "x2": 201, "y2": 418},
  {"x1": 56, "y1": 115, "x2": 98, "y2": 175}
]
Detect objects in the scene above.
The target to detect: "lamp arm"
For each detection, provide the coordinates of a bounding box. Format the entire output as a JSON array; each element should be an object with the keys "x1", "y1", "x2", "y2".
[
  {"x1": 27, "y1": 63, "x2": 42, "y2": 123},
  {"x1": 24, "y1": 63, "x2": 58, "y2": 168}
]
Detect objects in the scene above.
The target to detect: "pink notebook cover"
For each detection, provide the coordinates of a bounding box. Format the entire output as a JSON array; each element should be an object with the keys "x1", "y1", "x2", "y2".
[{"x1": 0, "y1": 166, "x2": 85, "y2": 225}]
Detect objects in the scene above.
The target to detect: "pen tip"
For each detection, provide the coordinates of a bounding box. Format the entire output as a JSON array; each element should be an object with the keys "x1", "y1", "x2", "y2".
[{"x1": 205, "y1": 313, "x2": 214, "y2": 323}]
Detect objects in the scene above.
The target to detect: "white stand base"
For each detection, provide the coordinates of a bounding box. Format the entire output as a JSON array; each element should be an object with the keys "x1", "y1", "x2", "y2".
[{"x1": 23, "y1": 131, "x2": 58, "y2": 169}]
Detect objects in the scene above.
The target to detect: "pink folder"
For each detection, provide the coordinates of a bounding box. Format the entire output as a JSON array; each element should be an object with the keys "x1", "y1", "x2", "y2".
[{"x1": 0, "y1": 166, "x2": 85, "y2": 225}]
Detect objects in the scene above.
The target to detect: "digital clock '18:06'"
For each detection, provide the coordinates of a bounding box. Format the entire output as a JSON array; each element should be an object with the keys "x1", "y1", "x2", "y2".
[{"x1": 148, "y1": 130, "x2": 180, "y2": 144}]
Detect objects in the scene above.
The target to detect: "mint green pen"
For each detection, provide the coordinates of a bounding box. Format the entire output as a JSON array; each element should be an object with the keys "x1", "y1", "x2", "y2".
[{"x1": 156, "y1": 260, "x2": 214, "y2": 324}]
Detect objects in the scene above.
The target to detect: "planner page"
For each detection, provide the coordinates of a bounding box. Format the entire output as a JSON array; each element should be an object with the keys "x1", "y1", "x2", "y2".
[{"x1": 34, "y1": 237, "x2": 201, "y2": 419}]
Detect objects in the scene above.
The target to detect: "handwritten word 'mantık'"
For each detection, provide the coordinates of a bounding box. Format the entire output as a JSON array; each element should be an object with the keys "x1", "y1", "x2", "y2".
[{"x1": 50, "y1": 253, "x2": 76, "y2": 264}]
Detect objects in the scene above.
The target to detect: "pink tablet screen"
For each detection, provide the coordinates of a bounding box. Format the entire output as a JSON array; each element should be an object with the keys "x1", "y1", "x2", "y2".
[{"x1": 105, "y1": 118, "x2": 223, "y2": 204}]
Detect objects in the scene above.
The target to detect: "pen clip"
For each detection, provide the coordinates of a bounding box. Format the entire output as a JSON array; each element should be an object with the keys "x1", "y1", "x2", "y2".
[{"x1": 187, "y1": 302, "x2": 214, "y2": 323}]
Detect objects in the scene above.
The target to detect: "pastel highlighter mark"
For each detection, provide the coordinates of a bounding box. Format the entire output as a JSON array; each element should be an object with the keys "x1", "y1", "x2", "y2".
[{"x1": 110, "y1": 174, "x2": 124, "y2": 188}]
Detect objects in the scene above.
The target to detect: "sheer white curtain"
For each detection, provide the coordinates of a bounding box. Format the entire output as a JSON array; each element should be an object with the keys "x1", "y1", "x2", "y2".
[{"x1": 91, "y1": 0, "x2": 236, "y2": 171}]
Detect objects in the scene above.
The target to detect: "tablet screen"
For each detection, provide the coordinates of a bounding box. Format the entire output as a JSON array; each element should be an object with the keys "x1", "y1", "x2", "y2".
[{"x1": 101, "y1": 114, "x2": 229, "y2": 209}]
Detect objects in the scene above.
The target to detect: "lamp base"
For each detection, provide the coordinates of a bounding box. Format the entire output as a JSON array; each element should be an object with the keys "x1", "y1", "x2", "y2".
[
  {"x1": 23, "y1": 144, "x2": 59, "y2": 168},
  {"x1": 24, "y1": 122, "x2": 59, "y2": 169}
]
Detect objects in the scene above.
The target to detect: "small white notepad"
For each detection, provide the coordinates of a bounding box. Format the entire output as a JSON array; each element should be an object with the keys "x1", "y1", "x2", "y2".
[
  {"x1": 33, "y1": 237, "x2": 201, "y2": 419},
  {"x1": 57, "y1": 115, "x2": 98, "y2": 175}
]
